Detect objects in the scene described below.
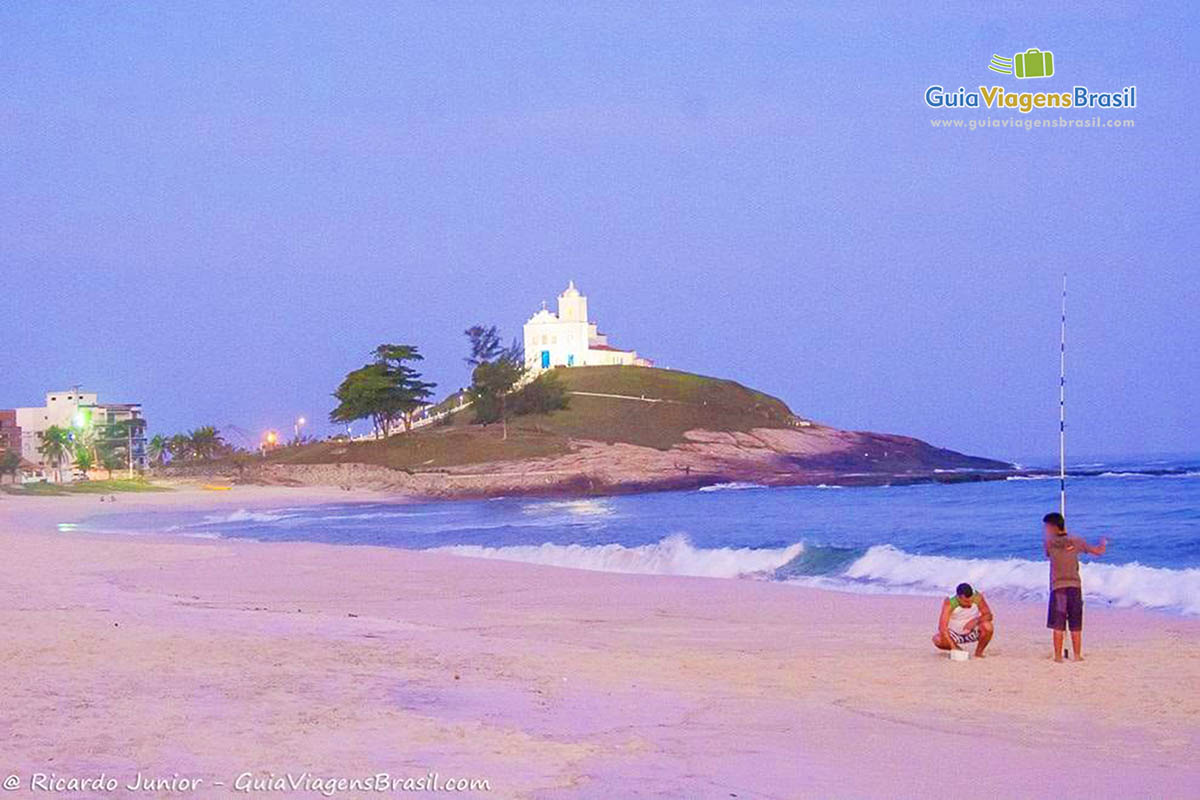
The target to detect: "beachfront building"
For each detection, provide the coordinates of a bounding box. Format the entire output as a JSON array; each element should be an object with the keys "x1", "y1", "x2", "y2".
[
  {"x1": 0, "y1": 410, "x2": 20, "y2": 457},
  {"x1": 15, "y1": 389, "x2": 148, "y2": 481},
  {"x1": 522, "y1": 281, "x2": 651, "y2": 374}
]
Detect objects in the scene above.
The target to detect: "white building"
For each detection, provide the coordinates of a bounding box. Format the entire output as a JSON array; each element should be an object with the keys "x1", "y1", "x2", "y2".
[
  {"x1": 16, "y1": 389, "x2": 147, "y2": 480},
  {"x1": 523, "y1": 281, "x2": 650, "y2": 374}
]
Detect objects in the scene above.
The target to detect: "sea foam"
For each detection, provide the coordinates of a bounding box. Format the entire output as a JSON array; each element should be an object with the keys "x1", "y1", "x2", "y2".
[
  {"x1": 432, "y1": 533, "x2": 803, "y2": 579},
  {"x1": 842, "y1": 544, "x2": 1200, "y2": 614}
]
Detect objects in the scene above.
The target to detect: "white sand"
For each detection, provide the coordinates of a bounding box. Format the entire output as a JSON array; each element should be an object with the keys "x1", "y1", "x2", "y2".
[{"x1": 1, "y1": 485, "x2": 1197, "y2": 799}]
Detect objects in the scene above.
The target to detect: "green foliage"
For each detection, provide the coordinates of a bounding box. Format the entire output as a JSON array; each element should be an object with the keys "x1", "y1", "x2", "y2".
[
  {"x1": 510, "y1": 371, "x2": 570, "y2": 416},
  {"x1": 2, "y1": 477, "x2": 169, "y2": 495},
  {"x1": 99, "y1": 444, "x2": 126, "y2": 478},
  {"x1": 330, "y1": 344, "x2": 437, "y2": 437},
  {"x1": 37, "y1": 425, "x2": 72, "y2": 482},
  {"x1": 148, "y1": 434, "x2": 168, "y2": 465},
  {"x1": 168, "y1": 433, "x2": 192, "y2": 460},
  {"x1": 464, "y1": 325, "x2": 506, "y2": 366},
  {"x1": 465, "y1": 324, "x2": 526, "y2": 435},
  {"x1": 73, "y1": 446, "x2": 95, "y2": 473},
  {"x1": 0, "y1": 449, "x2": 20, "y2": 483},
  {"x1": 187, "y1": 426, "x2": 225, "y2": 460}
]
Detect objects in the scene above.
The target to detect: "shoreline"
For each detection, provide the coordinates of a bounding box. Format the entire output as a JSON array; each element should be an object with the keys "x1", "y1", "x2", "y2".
[
  {"x1": 149, "y1": 463, "x2": 1027, "y2": 502},
  {"x1": 140, "y1": 459, "x2": 1196, "y2": 503},
  {"x1": 14, "y1": 483, "x2": 1198, "y2": 619},
  {"x1": 3, "y1": 486, "x2": 1198, "y2": 798}
]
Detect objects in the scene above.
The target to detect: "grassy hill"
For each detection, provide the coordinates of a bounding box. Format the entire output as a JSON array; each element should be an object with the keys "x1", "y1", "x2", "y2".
[{"x1": 270, "y1": 366, "x2": 806, "y2": 471}]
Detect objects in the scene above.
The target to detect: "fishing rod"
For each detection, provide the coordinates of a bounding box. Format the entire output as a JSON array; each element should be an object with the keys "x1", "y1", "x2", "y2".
[{"x1": 1059, "y1": 274, "x2": 1067, "y2": 518}]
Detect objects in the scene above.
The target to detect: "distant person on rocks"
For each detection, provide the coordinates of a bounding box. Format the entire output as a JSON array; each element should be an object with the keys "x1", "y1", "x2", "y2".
[
  {"x1": 1043, "y1": 511, "x2": 1106, "y2": 662},
  {"x1": 932, "y1": 582, "x2": 994, "y2": 657}
]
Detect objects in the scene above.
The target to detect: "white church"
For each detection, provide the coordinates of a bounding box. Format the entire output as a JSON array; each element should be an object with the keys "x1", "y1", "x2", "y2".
[{"x1": 523, "y1": 281, "x2": 651, "y2": 374}]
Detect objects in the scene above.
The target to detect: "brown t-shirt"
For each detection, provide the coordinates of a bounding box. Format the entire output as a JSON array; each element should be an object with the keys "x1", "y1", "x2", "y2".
[{"x1": 1045, "y1": 534, "x2": 1087, "y2": 590}]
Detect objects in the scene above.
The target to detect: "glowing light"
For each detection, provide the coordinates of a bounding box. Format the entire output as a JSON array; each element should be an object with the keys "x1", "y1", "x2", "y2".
[
  {"x1": 72, "y1": 409, "x2": 91, "y2": 428},
  {"x1": 264, "y1": 431, "x2": 279, "y2": 446}
]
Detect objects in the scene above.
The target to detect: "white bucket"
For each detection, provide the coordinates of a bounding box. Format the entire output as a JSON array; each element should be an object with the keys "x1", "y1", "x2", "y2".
[{"x1": 948, "y1": 648, "x2": 970, "y2": 662}]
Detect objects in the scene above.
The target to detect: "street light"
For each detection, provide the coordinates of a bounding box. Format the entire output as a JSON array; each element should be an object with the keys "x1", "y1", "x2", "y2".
[{"x1": 294, "y1": 416, "x2": 306, "y2": 441}]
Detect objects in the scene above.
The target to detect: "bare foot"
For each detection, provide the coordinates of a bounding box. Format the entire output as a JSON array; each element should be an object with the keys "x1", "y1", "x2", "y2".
[
  {"x1": 1052, "y1": 653, "x2": 1063, "y2": 663},
  {"x1": 1073, "y1": 653, "x2": 1084, "y2": 662},
  {"x1": 974, "y1": 651, "x2": 987, "y2": 659}
]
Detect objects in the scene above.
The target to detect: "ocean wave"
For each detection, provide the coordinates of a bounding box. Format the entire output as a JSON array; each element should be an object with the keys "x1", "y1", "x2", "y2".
[
  {"x1": 198, "y1": 509, "x2": 296, "y2": 524},
  {"x1": 434, "y1": 535, "x2": 1200, "y2": 614},
  {"x1": 521, "y1": 499, "x2": 616, "y2": 517},
  {"x1": 840, "y1": 545, "x2": 1200, "y2": 615},
  {"x1": 431, "y1": 533, "x2": 803, "y2": 579},
  {"x1": 1006, "y1": 474, "x2": 1056, "y2": 481},
  {"x1": 698, "y1": 482, "x2": 768, "y2": 492}
]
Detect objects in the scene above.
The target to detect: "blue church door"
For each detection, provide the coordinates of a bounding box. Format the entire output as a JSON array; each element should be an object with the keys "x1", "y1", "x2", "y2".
[{"x1": 541, "y1": 350, "x2": 550, "y2": 369}]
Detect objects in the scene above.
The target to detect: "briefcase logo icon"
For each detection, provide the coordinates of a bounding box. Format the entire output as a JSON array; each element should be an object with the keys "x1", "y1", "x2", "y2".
[{"x1": 988, "y1": 48, "x2": 1055, "y2": 79}]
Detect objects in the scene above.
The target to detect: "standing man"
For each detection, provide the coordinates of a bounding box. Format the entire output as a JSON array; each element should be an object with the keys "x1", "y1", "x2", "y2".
[{"x1": 1043, "y1": 511, "x2": 1107, "y2": 662}]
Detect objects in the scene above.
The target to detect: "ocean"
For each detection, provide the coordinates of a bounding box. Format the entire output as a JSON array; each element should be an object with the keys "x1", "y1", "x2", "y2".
[{"x1": 79, "y1": 456, "x2": 1200, "y2": 615}]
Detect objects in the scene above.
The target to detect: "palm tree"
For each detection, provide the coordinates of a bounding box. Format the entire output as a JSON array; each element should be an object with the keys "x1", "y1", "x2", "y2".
[
  {"x1": 168, "y1": 433, "x2": 192, "y2": 461},
  {"x1": 188, "y1": 426, "x2": 225, "y2": 460},
  {"x1": 147, "y1": 434, "x2": 168, "y2": 466},
  {"x1": 37, "y1": 426, "x2": 71, "y2": 483}
]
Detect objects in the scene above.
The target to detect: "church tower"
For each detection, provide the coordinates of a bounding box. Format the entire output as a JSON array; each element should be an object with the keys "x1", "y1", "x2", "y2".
[{"x1": 557, "y1": 280, "x2": 588, "y2": 323}]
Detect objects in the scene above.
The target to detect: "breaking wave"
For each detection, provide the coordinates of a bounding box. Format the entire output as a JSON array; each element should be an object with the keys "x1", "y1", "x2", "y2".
[
  {"x1": 838, "y1": 545, "x2": 1200, "y2": 615},
  {"x1": 432, "y1": 536, "x2": 1200, "y2": 614},
  {"x1": 698, "y1": 482, "x2": 768, "y2": 492},
  {"x1": 198, "y1": 509, "x2": 297, "y2": 524},
  {"x1": 431, "y1": 533, "x2": 803, "y2": 579}
]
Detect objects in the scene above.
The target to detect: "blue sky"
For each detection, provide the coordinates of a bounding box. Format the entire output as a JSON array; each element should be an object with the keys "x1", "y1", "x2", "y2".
[{"x1": 2, "y1": 2, "x2": 1195, "y2": 461}]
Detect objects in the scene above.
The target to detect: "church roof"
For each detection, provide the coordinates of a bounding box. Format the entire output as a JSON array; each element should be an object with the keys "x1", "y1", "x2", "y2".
[{"x1": 559, "y1": 279, "x2": 581, "y2": 298}]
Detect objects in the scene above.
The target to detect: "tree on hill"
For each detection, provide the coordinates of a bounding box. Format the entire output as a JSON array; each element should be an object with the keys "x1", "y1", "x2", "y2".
[
  {"x1": 464, "y1": 325, "x2": 506, "y2": 367},
  {"x1": 465, "y1": 325, "x2": 528, "y2": 440},
  {"x1": 330, "y1": 344, "x2": 437, "y2": 438},
  {"x1": 510, "y1": 371, "x2": 569, "y2": 417}
]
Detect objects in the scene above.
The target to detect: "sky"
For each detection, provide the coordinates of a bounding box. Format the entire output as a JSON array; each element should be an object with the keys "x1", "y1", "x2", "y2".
[{"x1": 2, "y1": 2, "x2": 1196, "y2": 463}]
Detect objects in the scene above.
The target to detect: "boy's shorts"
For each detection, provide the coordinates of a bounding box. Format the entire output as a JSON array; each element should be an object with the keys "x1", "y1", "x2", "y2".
[{"x1": 1047, "y1": 587, "x2": 1083, "y2": 631}]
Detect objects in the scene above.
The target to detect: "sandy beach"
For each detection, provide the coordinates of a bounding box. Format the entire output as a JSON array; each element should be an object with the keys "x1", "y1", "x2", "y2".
[{"x1": 1, "y1": 486, "x2": 1197, "y2": 799}]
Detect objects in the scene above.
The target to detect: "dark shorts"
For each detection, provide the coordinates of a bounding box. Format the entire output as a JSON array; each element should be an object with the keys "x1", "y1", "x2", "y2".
[{"x1": 1047, "y1": 587, "x2": 1083, "y2": 631}]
